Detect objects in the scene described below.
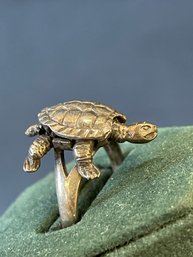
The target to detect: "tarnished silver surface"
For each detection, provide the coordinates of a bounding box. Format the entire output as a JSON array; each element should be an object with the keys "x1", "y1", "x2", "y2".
[{"x1": 23, "y1": 100, "x2": 157, "y2": 228}]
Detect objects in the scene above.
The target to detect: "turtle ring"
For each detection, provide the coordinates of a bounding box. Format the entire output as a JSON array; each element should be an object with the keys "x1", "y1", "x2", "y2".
[{"x1": 23, "y1": 100, "x2": 157, "y2": 228}]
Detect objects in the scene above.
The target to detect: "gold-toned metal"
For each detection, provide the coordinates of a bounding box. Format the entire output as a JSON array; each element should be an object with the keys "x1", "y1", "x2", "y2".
[{"x1": 23, "y1": 100, "x2": 157, "y2": 228}]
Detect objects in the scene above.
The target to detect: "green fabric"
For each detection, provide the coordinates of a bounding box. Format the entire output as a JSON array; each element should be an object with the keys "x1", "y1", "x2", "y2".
[{"x1": 1, "y1": 126, "x2": 193, "y2": 257}]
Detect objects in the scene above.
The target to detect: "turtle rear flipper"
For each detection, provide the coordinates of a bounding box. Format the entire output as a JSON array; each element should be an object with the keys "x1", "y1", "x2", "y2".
[
  {"x1": 23, "y1": 157, "x2": 41, "y2": 172},
  {"x1": 23, "y1": 135, "x2": 52, "y2": 173}
]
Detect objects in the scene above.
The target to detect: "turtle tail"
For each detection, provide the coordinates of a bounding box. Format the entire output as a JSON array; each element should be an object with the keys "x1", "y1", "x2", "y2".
[
  {"x1": 23, "y1": 135, "x2": 52, "y2": 172},
  {"x1": 25, "y1": 124, "x2": 42, "y2": 137}
]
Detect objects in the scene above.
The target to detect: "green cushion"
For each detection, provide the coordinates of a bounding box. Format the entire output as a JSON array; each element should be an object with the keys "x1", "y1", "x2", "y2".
[{"x1": 1, "y1": 126, "x2": 193, "y2": 257}]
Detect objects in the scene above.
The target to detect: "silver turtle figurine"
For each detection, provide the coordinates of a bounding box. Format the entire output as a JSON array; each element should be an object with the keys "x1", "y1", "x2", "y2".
[
  {"x1": 23, "y1": 100, "x2": 157, "y2": 227},
  {"x1": 23, "y1": 100, "x2": 157, "y2": 178}
]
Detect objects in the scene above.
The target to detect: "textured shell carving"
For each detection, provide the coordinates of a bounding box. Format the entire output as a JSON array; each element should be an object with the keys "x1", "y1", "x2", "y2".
[{"x1": 38, "y1": 101, "x2": 126, "y2": 140}]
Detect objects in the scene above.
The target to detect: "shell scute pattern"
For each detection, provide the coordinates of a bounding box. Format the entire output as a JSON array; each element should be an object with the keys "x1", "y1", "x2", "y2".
[
  {"x1": 76, "y1": 111, "x2": 97, "y2": 129},
  {"x1": 38, "y1": 101, "x2": 126, "y2": 140},
  {"x1": 49, "y1": 105, "x2": 68, "y2": 123}
]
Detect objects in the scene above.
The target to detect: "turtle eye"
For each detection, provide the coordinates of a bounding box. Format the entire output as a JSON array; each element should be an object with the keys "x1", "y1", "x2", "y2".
[{"x1": 142, "y1": 125, "x2": 151, "y2": 131}]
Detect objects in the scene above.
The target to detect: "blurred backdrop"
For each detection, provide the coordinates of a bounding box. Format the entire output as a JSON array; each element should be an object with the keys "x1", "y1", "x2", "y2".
[{"x1": 1, "y1": 0, "x2": 193, "y2": 215}]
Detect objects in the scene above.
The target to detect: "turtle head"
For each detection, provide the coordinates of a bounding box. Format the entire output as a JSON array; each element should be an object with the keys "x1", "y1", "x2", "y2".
[{"x1": 126, "y1": 122, "x2": 157, "y2": 143}]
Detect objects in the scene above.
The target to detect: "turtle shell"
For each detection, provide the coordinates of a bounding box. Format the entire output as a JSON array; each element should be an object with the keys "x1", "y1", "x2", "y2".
[{"x1": 38, "y1": 100, "x2": 126, "y2": 140}]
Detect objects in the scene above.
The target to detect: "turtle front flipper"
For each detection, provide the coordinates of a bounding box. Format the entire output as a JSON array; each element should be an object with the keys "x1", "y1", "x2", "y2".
[
  {"x1": 73, "y1": 140, "x2": 100, "y2": 180},
  {"x1": 23, "y1": 135, "x2": 52, "y2": 172}
]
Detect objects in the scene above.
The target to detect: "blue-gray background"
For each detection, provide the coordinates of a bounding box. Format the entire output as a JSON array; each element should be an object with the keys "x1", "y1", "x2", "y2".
[{"x1": 0, "y1": 0, "x2": 193, "y2": 215}]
